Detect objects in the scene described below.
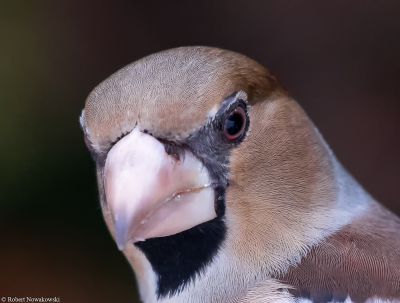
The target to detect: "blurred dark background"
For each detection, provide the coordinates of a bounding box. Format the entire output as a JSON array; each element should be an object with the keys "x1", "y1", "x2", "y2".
[{"x1": 1, "y1": 1, "x2": 399, "y2": 302}]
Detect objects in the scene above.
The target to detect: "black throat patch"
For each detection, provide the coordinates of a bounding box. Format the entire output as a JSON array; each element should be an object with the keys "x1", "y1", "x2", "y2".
[{"x1": 135, "y1": 187, "x2": 226, "y2": 298}]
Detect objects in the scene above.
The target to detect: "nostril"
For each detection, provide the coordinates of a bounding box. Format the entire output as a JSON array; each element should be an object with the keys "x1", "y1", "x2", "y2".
[
  {"x1": 161, "y1": 141, "x2": 183, "y2": 161},
  {"x1": 168, "y1": 151, "x2": 180, "y2": 162}
]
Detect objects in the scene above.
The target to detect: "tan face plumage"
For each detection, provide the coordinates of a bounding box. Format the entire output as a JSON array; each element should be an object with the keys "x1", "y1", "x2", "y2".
[
  {"x1": 82, "y1": 47, "x2": 277, "y2": 154},
  {"x1": 81, "y1": 46, "x2": 400, "y2": 303}
]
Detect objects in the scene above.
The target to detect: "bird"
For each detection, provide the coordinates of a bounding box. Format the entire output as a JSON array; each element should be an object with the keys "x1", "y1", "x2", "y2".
[{"x1": 80, "y1": 46, "x2": 400, "y2": 303}]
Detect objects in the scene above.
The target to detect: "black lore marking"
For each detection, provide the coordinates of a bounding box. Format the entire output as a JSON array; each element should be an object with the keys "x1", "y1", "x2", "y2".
[{"x1": 135, "y1": 188, "x2": 226, "y2": 298}]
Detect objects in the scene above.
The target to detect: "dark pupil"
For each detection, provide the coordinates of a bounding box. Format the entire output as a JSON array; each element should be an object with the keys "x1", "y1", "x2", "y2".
[{"x1": 225, "y1": 112, "x2": 243, "y2": 136}]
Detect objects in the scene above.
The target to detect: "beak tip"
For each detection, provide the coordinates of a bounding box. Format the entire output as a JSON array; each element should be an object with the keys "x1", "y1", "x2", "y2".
[
  {"x1": 114, "y1": 215, "x2": 129, "y2": 251},
  {"x1": 116, "y1": 233, "x2": 127, "y2": 251},
  {"x1": 117, "y1": 242, "x2": 126, "y2": 251}
]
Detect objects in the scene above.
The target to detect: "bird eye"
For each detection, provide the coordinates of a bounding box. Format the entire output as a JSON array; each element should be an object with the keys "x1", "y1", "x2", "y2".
[{"x1": 223, "y1": 106, "x2": 247, "y2": 141}]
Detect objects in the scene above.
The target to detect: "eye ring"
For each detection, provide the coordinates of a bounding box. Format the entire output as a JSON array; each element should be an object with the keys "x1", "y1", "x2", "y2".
[{"x1": 223, "y1": 106, "x2": 247, "y2": 142}]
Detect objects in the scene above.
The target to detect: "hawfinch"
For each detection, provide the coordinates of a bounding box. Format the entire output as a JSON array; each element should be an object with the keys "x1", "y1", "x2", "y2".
[{"x1": 80, "y1": 46, "x2": 400, "y2": 303}]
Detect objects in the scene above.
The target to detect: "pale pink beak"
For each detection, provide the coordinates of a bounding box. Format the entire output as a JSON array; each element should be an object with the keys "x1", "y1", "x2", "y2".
[{"x1": 104, "y1": 128, "x2": 216, "y2": 250}]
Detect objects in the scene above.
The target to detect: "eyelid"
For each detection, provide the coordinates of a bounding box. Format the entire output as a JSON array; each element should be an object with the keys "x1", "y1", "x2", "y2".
[{"x1": 223, "y1": 99, "x2": 248, "y2": 119}]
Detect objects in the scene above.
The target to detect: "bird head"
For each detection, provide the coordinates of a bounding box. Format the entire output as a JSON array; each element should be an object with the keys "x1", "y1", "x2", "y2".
[{"x1": 81, "y1": 47, "x2": 342, "y2": 300}]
